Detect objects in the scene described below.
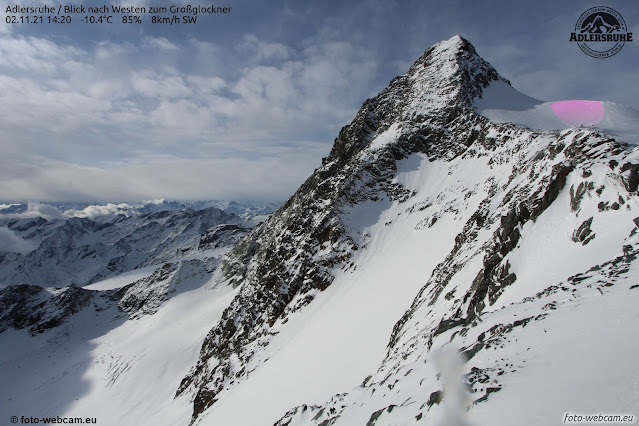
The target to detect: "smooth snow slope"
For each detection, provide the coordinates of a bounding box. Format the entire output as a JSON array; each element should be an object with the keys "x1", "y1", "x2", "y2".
[{"x1": 82, "y1": 265, "x2": 158, "y2": 290}]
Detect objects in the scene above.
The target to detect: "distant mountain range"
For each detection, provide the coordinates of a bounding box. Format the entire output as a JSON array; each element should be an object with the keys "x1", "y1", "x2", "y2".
[
  {"x1": 0, "y1": 200, "x2": 281, "y2": 289},
  {"x1": 0, "y1": 199, "x2": 281, "y2": 221}
]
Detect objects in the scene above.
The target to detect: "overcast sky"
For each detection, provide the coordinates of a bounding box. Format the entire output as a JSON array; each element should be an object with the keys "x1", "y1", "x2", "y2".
[{"x1": 1, "y1": 0, "x2": 637, "y2": 203}]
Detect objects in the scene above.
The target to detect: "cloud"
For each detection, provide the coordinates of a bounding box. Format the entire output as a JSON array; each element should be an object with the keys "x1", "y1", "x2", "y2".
[
  {"x1": 0, "y1": 147, "x2": 327, "y2": 203},
  {"x1": 238, "y1": 34, "x2": 292, "y2": 62},
  {"x1": 131, "y1": 71, "x2": 192, "y2": 99},
  {"x1": 0, "y1": 227, "x2": 38, "y2": 253},
  {"x1": 63, "y1": 203, "x2": 136, "y2": 219},
  {"x1": 0, "y1": 33, "x2": 382, "y2": 202},
  {"x1": 143, "y1": 36, "x2": 180, "y2": 51},
  {"x1": 0, "y1": 0, "x2": 12, "y2": 35},
  {"x1": 1, "y1": 0, "x2": 637, "y2": 203},
  {"x1": 0, "y1": 201, "x2": 64, "y2": 221},
  {"x1": 25, "y1": 202, "x2": 66, "y2": 220}
]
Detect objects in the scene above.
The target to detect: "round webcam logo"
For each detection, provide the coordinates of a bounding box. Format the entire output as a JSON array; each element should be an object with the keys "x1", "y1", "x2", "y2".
[{"x1": 570, "y1": 6, "x2": 633, "y2": 58}]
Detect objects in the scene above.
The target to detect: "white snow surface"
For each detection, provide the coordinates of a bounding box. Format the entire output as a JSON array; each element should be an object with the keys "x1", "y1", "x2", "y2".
[
  {"x1": 198, "y1": 155, "x2": 482, "y2": 426},
  {"x1": 262, "y1": 123, "x2": 639, "y2": 425},
  {"x1": 3, "y1": 118, "x2": 638, "y2": 426},
  {"x1": 83, "y1": 247, "x2": 233, "y2": 291},
  {"x1": 472, "y1": 279, "x2": 639, "y2": 426},
  {"x1": 82, "y1": 265, "x2": 158, "y2": 290}
]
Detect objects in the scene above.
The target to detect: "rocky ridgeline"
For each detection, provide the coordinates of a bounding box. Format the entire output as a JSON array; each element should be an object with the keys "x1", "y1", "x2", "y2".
[
  {"x1": 276, "y1": 225, "x2": 639, "y2": 426},
  {"x1": 272, "y1": 49, "x2": 639, "y2": 425}
]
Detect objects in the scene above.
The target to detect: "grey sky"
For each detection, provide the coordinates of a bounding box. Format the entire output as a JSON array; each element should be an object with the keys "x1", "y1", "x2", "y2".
[{"x1": 1, "y1": 0, "x2": 637, "y2": 202}]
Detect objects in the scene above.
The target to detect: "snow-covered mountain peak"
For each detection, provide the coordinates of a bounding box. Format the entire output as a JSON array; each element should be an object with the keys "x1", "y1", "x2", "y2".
[
  {"x1": 406, "y1": 34, "x2": 506, "y2": 110},
  {"x1": 173, "y1": 36, "x2": 639, "y2": 425},
  {"x1": 325, "y1": 35, "x2": 507, "y2": 163}
]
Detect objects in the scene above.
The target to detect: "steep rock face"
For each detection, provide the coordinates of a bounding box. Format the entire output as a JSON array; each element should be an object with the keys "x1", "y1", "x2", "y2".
[
  {"x1": 178, "y1": 35, "x2": 639, "y2": 424},
  {"x1": 176, "y1": 35, "x2": 526, "y2": 421},
  {"x1": 197, "y1": 224, "x2": 251, "y2": 252}
]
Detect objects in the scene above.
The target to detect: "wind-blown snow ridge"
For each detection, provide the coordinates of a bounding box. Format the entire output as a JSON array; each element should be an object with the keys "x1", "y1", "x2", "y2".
[{"x1": 475, "y1": 79, "x2": 639, "y2": 143}]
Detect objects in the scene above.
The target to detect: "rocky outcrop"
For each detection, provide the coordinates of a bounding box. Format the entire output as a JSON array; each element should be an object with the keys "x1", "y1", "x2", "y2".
[
  {"x1": 0, "y1": 257, "x2": 220, "y2": 334},
  {"x1": 0, "y1": 284, "x2": 120, "y2": 334},
  {"x1": 119, "y1": 259, "x2": 217, "y2": 319}
]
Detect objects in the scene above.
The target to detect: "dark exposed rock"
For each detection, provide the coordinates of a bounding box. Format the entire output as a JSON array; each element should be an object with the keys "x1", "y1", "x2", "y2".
[
  {"x1": 572, "y1": 217, "x2": 595, "y2": 245},
  {"x1": 474, "y1": 386, "x2": 502, "y2": 404},
  {"x1": 570, "y1": 182, "x2": 589, "y2": 211},
  {"x1": 198, "y1": 224, "x2": 249, "y2": 251},
  {"x1": 263, "y1": 33, "x2": 639, "y2": 426},
  {"x1": 7, "y1": 216, "x2": 48, "y2": 232},
  {"x1": 177, "y1": 35, "x2": 639, "y2": 425},
  {"x1": 427, "y1": 390, "x2": 443, "y2": 408},
  {"x1": 0, "y1": 256, "x2": 218, "y2": 335},
  {"x1": 177, "y1": 36, "x2": 509, "y2": 421},
  {"x1": 365, "y1": 405, "x2": 397, "y2": 426},
  {"x1": 1, "y1": 284, "x2": 99, "y2": 334},
  {"x1": 620, "y1": 162, "x2": 639, "y2": 192},
  {"x1": 464, "y1": 167, "x2": 570, "y2": 322}
]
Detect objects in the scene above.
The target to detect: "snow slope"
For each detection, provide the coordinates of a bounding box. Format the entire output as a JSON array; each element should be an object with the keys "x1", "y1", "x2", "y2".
[
  {"x1": 197, "y1": 155, "x2": 487, "y2": 426},
  {"x1": 0, "y1": 270, "x2": 238, "y2": 426}
]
